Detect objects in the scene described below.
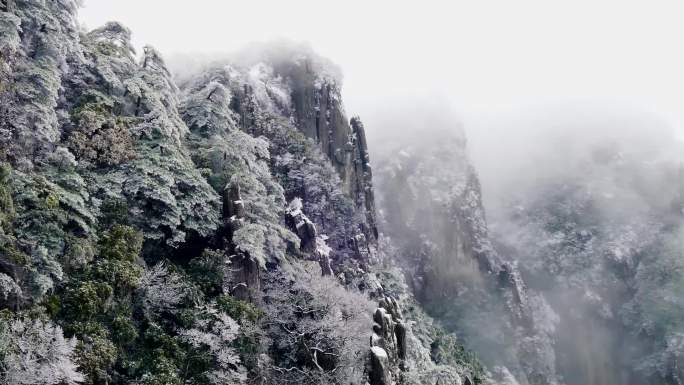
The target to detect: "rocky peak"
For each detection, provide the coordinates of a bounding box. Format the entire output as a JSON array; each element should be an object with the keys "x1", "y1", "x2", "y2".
[{"x1": 174, "y1": 47, "x2": 378, "y2": 246}]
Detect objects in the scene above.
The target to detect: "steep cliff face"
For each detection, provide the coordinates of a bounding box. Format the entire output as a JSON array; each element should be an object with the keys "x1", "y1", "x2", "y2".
[
  {"x1": 375, "y1": 127, "x2": 559, "y2": 385},
  {"x1": 176, "y1": 46, "x2": 378, "y2": 243}
]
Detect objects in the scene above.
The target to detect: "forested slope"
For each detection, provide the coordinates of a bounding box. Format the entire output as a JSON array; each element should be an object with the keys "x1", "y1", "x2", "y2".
[{"x1": 0, "y1": 2, "x2": 484, "y2": 384}]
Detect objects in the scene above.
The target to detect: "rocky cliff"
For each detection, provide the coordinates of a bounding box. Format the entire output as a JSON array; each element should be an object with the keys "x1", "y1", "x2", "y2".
[{"x1": 0, "y1": 2, "x2": 484, "y2": 385}]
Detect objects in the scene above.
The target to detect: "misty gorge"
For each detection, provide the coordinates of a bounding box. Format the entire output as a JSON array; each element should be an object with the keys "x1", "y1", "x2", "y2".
[{"x1": 1, "y1": 1, "x2": 684, "y2": 385}]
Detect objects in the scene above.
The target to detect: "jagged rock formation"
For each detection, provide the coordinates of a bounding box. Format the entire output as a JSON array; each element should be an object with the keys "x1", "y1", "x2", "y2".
[
  {"x1": 364, "y1": 266, "x2": 487, "y2": 385},
  {"x1": 350, "y1": 116, "x2": 378, "y2": 239},
  {"x1": 221, "y1": 180, "x2": 262, "y2": 301},
  {"x1": 370, "y1": 346, "x2": 391, "y2": 385},
  {"x1": 285, "y1": 198, "x2": 317, "y2": 252},
  {"x1": 176, "y1": 46, "x2": 378, "y2": 245},
  {"x1": 368, "y1": 296, "x2": 406, "y2": 385},
  {"x1": 284, "y1": 198, "x2": 334, "y2": 275}
]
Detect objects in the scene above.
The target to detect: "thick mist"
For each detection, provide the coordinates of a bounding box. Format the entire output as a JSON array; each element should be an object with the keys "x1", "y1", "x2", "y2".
[
  {"x1": 367, "y1": 99, "x2": 544, "y2": 383},
  {"x1": 164, "y1": 41, "x2": 684, "y2": 383},
  {"x1": 368, "y1": 96, "x2": 684, "y2": 385},
  {"x1": 468, "y1": 106, "x2": 684, "y2": 385},
  {"x1": 464, "y1": 102, "x2": 684, "y2": 215}
]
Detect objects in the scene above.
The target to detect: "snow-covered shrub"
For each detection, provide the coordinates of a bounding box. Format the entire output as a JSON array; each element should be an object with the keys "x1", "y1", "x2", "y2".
[
  {"x1": 259, "y1": 260, "x2": 374, "y2": 385},
  {"x1": 179, "y1": 304, "x2": 247, "y2": 385},
  {"x1": 0, "y1": 0, "x2": 81, "y2": 165},
  {"x1": 66, "y1": 93, "x2": 136, "y2": 167},
  {"x1": 0, "y1": 316, "x2": 84, "y2": 385},
  {"x1": 139, "y1": 261, "x2": 187, "y2": 317},
  {"x1": 181, "y1": 70, "x2": 297, "y2": 266}
]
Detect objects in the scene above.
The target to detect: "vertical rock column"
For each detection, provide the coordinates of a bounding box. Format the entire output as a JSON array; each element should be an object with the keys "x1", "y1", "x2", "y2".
[
  {"x1": 350, "y1": 117, "x2": 378, "y2": 240},
  {"x1": 368, "y1": 295, "x2": 408, "y2": 385},
  {"x1": 288, "y1": 71, "x2": 378, "y2": 246}
]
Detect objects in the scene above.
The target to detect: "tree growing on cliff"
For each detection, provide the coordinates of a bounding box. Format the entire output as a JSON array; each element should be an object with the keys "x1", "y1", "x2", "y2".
[
  {"x1": 258, "y1": 261, "x2": 373, "y2": 385},
  {"x1": 180, "y1": 68, "x2": 297, "y2": 267}
]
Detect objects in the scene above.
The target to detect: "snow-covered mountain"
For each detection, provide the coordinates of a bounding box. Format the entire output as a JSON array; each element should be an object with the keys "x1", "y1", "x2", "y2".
[{"x1": 1, "y1": 2, "x2": 683, "y2": 385}]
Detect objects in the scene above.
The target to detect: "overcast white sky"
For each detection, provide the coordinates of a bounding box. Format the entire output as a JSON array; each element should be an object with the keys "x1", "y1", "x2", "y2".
[{"x1": 80, "y1": 0, "x2": 684, "y2": 183}]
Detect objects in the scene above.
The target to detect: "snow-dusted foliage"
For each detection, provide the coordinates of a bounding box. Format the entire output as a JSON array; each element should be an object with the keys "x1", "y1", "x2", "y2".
[
  {"x1": 67, "y1": 27, "x2": 221, "y2": 247},
  {"x1": 182, "y1": 77, "x2": 237, "y2": 136},
  {"x1": 0, "y1": 273, "x2": 21, "y2": 306},
  {"x1": 0, "y1": 11, "x2": 20, "y2": 57},
  {"x1": 260, "y1": 116, "x2": 368, "y2": 261},
  {"x1": 176, "y1": 46, "x2": 377, "y2": 265},
  {"x1": 258, "y1": 261, "x2": 374, "y2": 385},
  {"x1": 139, "y1": 261, "x2": 186, "y2": 316},
  {"x1": 0, "y1": 0, "x2": 81, "y2": 166},
  {"x1": 181, "y1": 67, "x2": 297, "y2": 266},
  {"x1": 179, "y1": 305, "x2": 247, "y2": 384},
  {"x1": 111, "y1": 148, "x2": 221, "y2": 246},
  {"x1": 115, "y1": 48, "x2": 221, "y2": 246},
  {"x1": 241, "y1": 62, "x2": 293, "y2": 115},
  {"x1": 315, "y1": 234, "x2": 333, "y2": 258},
  {"x1": 0, "y1": 317, "x2": 84, "y2": 385},
  {"x1": 4, "y1": 167, "x2": 96, "y2": 301}
]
